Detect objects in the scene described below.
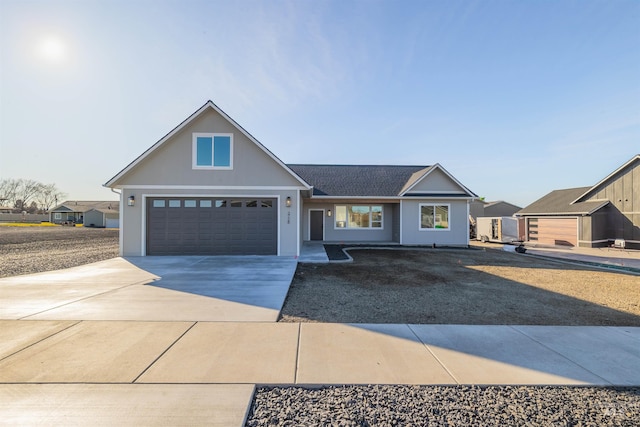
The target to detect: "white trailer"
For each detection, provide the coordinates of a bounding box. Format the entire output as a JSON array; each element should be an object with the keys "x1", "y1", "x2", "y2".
[{"x1": 476, "y1": 217, "x2": 521, "y2": 244}]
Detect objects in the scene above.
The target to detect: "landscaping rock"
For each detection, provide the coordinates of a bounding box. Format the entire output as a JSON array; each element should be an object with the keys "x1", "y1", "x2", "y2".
[{"x1": 246, "y1": 385, "x2": 640, "y2": 427}]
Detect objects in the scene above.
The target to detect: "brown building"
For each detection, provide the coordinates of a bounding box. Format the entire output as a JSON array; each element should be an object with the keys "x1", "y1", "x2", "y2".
[{"x1": 515, "y1": 154, "x2": 640, "y2": 249}]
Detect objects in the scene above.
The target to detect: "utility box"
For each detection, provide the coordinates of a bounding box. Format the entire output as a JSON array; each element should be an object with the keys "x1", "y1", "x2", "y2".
[{"x1": 477, "y1": 217, "x2": 520, "y2": 244}]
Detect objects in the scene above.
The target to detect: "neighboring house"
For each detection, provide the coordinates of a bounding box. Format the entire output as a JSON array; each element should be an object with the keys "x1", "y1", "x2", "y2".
[
  {"x1": 104, "y1": 100, "x2": 477, "y2": 257},
  {"x1": 515, "y1": 154, "x2": 640, "y2": 249},
  {"x1": 483, "y1": 201, "x2": 521, "y2": 217},
  {"x1": 84, "y1": 208, "x2": 120, "y2": 228},
  {"x1": 49, "y1": 201, "x2": 119, "y2": 226},
  {"x1": 469, "y1": 200, "x2": 521, "y2": 219}
]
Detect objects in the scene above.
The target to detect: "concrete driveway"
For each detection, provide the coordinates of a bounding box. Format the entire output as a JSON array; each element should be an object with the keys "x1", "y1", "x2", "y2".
[{"x1": 0, "y1": 256, "x2": 298, "y2": 322}]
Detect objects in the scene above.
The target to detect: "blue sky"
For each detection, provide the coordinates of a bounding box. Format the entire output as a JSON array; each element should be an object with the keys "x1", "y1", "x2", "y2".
[{"x1": 1, "y1": 0, "x2": 638, "y2": 207}]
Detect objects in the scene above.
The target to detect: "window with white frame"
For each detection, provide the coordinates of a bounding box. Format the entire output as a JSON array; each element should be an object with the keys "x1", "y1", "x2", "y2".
[
  {"x1": 54, "y1": 213, "x2": 62, "y2": 220},
  {"x1": 335, "y1": 205, "x2": 383, "y2": 229},
  {"x1": 420, "y1": 204, "x2": 450, "y2": 230},
  {"x1": 192, "y1": 133, "x2": 233, "y2": 169}
]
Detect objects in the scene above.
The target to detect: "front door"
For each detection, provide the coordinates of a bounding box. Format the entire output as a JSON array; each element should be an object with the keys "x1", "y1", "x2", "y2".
[{"x1": 310, "y1": 210, "x2": 324, "y2": 241}]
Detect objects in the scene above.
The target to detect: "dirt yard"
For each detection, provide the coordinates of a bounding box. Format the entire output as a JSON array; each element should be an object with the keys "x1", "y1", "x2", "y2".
[
  {"x1": 280, "y1": 249, "x2": 640, "y2": 325},
  {"x1": 0, "y1": 226, "x2": 119, "y2": 278},
  {"x1": 2, "y1": 227, "x2": 638, "y2": 325}
]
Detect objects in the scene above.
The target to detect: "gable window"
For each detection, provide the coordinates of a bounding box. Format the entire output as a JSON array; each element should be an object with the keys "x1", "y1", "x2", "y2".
[
  {"x1": 335, "y1": 205, "x2": 383, "y2": 229},
  {"x1": 192, "y1": 133, "x2": 233, "y2": 169},
  {"x1": 420, "y1": 204, "x2": 449, "y2": 230}
]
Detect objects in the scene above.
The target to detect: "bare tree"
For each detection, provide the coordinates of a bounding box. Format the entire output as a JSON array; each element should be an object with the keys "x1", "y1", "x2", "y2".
[
  {"x1": 13, "y1": 179, "x2": 42, "y2": 211},
  {"x1": 35, "y1": 183, "x2": 66, "y2": 212},
  {"x1": 0, "y1": 178, "x2": 20, "y2": 207},
  {"x1": 0, "y1": 179, "x2": 66, "y2": 213}
]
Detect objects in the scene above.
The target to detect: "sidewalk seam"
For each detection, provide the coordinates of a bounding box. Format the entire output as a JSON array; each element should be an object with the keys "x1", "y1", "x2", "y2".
[
  {"x1": 18, "y1": 279, "x2": 156, "y2": 320},
  {"x1": 0, "y1": 320, "x2": 82, "y2": 363},
  {"x1": 294, "y1": 323, "x2": 301, "y2": 384},
  {"x1": 132, "y1": 321, "x2": 198, "y2": 384},
  {"x1": 406, "y1": 324, "x2": 460, "y2": 385}
]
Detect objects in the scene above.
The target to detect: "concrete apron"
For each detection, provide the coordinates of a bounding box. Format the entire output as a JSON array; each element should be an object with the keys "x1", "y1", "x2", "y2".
[{"x1": 0, "y1": 256, "x2": 298, "y2": 321}]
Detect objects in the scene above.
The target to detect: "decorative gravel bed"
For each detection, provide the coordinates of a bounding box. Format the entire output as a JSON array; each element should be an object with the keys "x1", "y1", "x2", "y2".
[
  {"x1": 246, "y1": 385, "x2": 640, "y2": 426},
  {"x1": 0, "y1": 226, "x2": 119, "y2": 277},
  {"x1": 323, "y1": 244, "x2": 351, "y2": 261}
]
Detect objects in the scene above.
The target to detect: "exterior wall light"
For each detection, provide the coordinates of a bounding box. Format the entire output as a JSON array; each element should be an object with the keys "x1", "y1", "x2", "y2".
[
  {"x1": 127, "y1": 195, "x2": 135, "y2": 207},
  {"x1": 327, "y1": 209, "x2": 332, "y2": 217},
  {"x1": 285, "y1": 196, "x2": 292, "y2": 208}
]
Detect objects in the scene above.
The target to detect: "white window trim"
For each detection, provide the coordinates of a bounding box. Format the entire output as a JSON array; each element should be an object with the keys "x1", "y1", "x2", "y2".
[
  {"x1": 333, "y1": 204, "x2": 384, "y2": 230},
  {"x1": 54, "y1": 212, "x2": 62, "y2": 220},
  {"x1": 419, "y1": 203, "x2": 451, "y2": 231},
  {"x1": 192, "y1": 132, "x2": 233, "y2": 170}
]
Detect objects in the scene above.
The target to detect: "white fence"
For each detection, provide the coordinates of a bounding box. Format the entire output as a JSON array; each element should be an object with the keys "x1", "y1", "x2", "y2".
[{"x1": 0, "y1": 213, "x2": 50, "y2": 223}]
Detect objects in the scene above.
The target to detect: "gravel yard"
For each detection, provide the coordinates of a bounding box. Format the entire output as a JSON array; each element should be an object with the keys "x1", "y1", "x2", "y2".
[
  {"x1": 280, "y1": 248, "x2": 640, "y2": 325},
  {"x1": 0, "y1": 226, "x2": 119, "y2": 278}
]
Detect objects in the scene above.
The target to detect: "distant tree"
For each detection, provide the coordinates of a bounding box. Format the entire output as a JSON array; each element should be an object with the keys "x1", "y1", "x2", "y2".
[
  {"x1": 35, "y1": 183, "x2": 66, "y2": 212},
  {"x1": 0, "y1": 178, "x2": 66, "y2": 213},
  {"x1": 0, "y1": 178, "x2": 20, "y2": 207},
  {"x1": 13, "y1": 179, "x2": 42, "y2": 211},
  {"x1": 28, "y1": 201, "x2": 39, "y2": 214}
]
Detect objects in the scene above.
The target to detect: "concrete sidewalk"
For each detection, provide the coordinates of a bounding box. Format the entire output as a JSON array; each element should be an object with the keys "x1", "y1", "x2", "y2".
[
  {"x1": 2, "y1": 321, "x2": 639, "y2": 425},
  {"x1": 2, "y1": 321, "x2": 638, "y2": 386},
  {"x1": 2, "y1": 252, "x2": 639, "y2": 425}
]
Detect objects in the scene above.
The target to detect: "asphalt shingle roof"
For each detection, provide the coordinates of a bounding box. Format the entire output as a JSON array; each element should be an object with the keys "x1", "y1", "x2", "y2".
[
  {"x1": 516, "y1": 187, "x2": 609, "y2": 216},
  {"x1": 287, "y1": 165, "x2": 431, "y2": 197},
  {"x1": 52, "y1": 201, "x2": 119, "y2": 213}
]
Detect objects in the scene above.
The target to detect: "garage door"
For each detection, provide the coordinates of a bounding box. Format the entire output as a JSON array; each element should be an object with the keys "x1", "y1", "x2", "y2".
[
  {"x1": 528, "y1": 217, "x2": 577, "y2": 247},
  {"x1": 147, "y1": 197, "x2": 277, "y2": 255},
  {"x1": 105, "y1": 217, "x2": 120, "y2": 228}
]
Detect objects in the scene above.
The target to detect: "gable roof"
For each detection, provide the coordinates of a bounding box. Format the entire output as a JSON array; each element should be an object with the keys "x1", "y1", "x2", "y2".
[
  {"x1": 398, "y1": 163, "x2": 477, "y2": 197},
  {"x1": 484, "y1": 200, "x2": 521, "y2": 210},
  {"x1": 287, "y1": 164, "x2": 476, "y2": 198},
  {"x1": 85, "y1": 208, "x2": 120, "y2": 215},
  {"x1": 105, "y1": 100, "x2": 311, "y2": 189},
  {"x1": 515, "y1": 187, "x2": 609, "y2": 216},
  {"x1": 572, "y1": 154, "x2": 640, "y2": 204},
  {"x1": 51, "y1": 201, "x2": 119, "y2": 213}
]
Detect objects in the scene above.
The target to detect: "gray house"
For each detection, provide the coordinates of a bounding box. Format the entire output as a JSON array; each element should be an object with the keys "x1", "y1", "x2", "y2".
[
  {"x1": 84, "y1": 208, "x2": 120, "y2": 228},
  {"x1": 105, "y1": 101, "x2": 477, "y2": 256},
  {"x1": 49, "y1": 201, "x2": 119, "y2": 226},
  {"x1": 515, "y1": 154, "x2": 640, "y2": 249}
]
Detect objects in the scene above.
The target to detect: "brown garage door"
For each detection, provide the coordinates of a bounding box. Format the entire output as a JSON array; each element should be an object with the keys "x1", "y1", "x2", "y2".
[
  {"x1": 147, "y1": 197, "x2": 277, "y2": 255},
  {"x1": 529, "y1": 217, "x2": 577, "y2": 247}
]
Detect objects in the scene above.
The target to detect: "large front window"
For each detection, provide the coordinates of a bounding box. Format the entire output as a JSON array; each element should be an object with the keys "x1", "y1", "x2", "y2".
[
  {"x1": 335, "y1": 205, "x2": 383, "y2": 229},
  {"x1": 420, "y1": 204, "x2": 449, "y2": 230},
  {"x1": 192, "y1": 133, "x2": 233, "y2": 169}
]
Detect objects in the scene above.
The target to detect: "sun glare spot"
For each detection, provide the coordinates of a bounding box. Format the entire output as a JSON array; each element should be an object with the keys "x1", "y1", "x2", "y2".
[{"x1": 38, "y1": 36, "x2": 67, "y2": 62}]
